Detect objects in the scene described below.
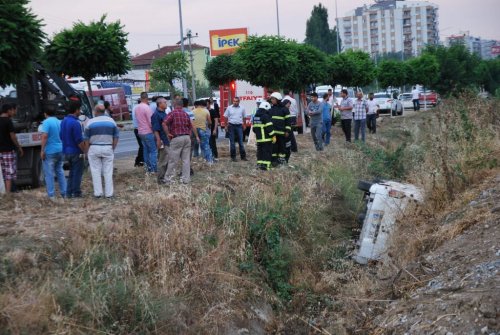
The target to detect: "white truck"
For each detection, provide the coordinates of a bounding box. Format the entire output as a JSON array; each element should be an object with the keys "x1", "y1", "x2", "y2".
[{"x1": 354, "y1": 180, "x2": 424, "y2": 264}]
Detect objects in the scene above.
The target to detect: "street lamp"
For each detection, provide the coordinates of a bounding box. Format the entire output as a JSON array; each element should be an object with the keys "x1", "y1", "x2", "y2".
[
  {"x1": 178, "y1": 0, "x2": 188, "y2": 99},
  {"x1": 276, "y1": 0, "x2": 280, "y2": 36},
  {"x1": 335, "y1": 0, "x2": 340, "y2": 54}
]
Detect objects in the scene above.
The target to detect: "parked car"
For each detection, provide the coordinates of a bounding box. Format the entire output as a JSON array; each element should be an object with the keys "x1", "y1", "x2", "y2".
[
  {"x1": 373, "y1": 92, "x2": 393, "y2": 114},
  {"x1": 398, "y1": 93, "x2": 414, "y2": 110},
  {"x1": 419, "y1": 91, "x2": 440, "y2": 107},
  {"x1": 354, "y1": 180, "x2": 424, "y2": 264}
]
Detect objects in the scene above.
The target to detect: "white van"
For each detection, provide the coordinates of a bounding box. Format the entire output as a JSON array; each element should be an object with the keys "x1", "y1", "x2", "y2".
[{"x1": 354, "y1": 180, "x2": 424, "y2": 264}]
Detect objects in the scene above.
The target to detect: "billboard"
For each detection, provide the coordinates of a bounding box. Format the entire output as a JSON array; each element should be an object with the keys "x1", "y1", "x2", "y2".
[{"x1": 209, "y1": 28, "x2": 248, "y2": 56}]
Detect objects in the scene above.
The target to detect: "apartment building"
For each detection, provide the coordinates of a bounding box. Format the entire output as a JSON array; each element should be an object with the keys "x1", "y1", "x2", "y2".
[
  {"x1": 338, "y1": 0, "x2": 439, "y2": 58},
  {"x1": 444, "y1": 32, "x2": 500, "y2": 59}
]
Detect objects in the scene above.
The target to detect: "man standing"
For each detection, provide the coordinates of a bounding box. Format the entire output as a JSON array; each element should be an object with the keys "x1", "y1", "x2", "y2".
[
  {"x1": 60, "y1": 99, "x2": 86, "y2": 198},
  {"x1": 336, "y1": 89, "x2": 354, "y2": 143},
  {"x1": 192, "y1": 100, "x2": 213, "y2": 163},
  {"x1": 135, "y1": 92, "x2": 157, "y2": 173},
  {"x1": 327, "y1": 88, "x2": 335, "y2": 106},
  {"x1": 40, "y1": 108, "x2": 66, "y2": 200},
  {"x1": 366, "y1": 93, "x2": 379, "y2": 134},
  {"x1": 84, "y1": 105, "x2": 119, "y2": 198},
  {"x1": 411, "y1": 86, "x2": 420, "y2": 111},
  {"x1": 152, "y1": 97, "x2": 170, "y2": 183},
  {"x1": 320, "y1": 93, "x2": 332, "y2": 146},
  {"x1": 162, "y1": 99, "x2": 199, "y2": 184},
  {"x1": 131, "y1": 99, "x2": 144, "y2": 167},
  {"x1": 307, "y1": 92, "x2": 323, "y2": 151},
  {"x1": 0, "y1": 103, "x2": 23, "y2": 193},
  {"x1": 269, "y1": 92, "x2": 291, "y2": 165},
  {"x1": 252, "y1": 101, "x2": 274, "y2": 170},
  {"x1": 224, "y1": 97, "x2": 247, "y2": 162},
  {"x1": 208, "y1": 98, "x2": 219, "y2": 160},
  {"x1": 353, "y1": 92, "x2": 368, "y2": 142}
]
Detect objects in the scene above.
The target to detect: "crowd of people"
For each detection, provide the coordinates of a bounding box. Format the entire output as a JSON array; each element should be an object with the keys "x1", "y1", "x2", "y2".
[{"x1": 0, "y1": 88, "x2": 383, "y2": 198}]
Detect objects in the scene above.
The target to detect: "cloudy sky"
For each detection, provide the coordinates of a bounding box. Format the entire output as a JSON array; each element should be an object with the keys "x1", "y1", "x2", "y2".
[{"x1": 30, "y1": 0, "x2": 500, "y2": 56}]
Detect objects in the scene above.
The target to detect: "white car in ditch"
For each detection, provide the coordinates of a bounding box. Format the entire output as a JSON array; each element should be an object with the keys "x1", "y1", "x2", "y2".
[{"x1": 354, "y1": 180, "x2": 424, "y2": 264}]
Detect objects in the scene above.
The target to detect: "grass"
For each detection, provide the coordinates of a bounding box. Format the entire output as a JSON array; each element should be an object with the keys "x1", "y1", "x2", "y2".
[{"x1": 0, "y1": 96, "x2": 498, "y2": 334}]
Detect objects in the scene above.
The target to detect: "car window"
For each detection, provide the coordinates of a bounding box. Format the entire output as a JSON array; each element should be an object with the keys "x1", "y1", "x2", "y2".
[{"x1": 374, "y1": 93, "x2": 390, "y2": 98}]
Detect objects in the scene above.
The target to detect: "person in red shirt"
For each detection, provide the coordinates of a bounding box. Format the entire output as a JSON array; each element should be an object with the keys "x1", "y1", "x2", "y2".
[{"x1": 162, "y1": 99, "x2": 199, "y2": 184}]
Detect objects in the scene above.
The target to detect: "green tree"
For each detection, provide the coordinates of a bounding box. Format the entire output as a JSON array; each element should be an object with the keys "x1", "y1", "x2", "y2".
[
  {"x1": 377, "y1": 59, "x2": 407, "y2": 89},
  {"x1": 203, "y1": 53, "x2": 238, "y2": 87},
  {"x1": 483, "y1": 58, "x2": 500, "y2": 96},
  {"x1": 234, "y1": 35, "x2": 298, "y2": 89},
  {"x1": 304, "y1": 3, "x2": 341, "y2": 55},
  {"x1": 45, "y1": 15, "x2": 130, "y2": 106},
  {"x1": 328, "y1": 50, "x2": 375, "y2": 88},
  {"x1": 0, "y1": 0, "x2": 45, "y2": 87},
  {"x1": 422, "y1": 44, "x2": 481, "y2": 95},
  {"x1": 406, "y1": 53, "x2": 439, "y2": 90},
  {"x1": 283, "y1": 42, "x2": 328, "y2": 92},
  {"x1": 149, "y1": 51, "x2": 188, "y2": 96}
]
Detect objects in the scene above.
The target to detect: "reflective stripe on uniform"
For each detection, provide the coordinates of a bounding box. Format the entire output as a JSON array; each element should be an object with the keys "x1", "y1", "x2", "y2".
[{"x1": 272, "y1": 116, "x2": 285, "y2": 120}]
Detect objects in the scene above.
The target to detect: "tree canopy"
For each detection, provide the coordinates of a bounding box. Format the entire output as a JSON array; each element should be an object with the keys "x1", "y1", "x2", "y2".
[
  {"x1": 0, "y1": 0, "x2": 45, "y2": 87},
  {"x1": 377, "y1": 60, "x2": 408, "y2": 89},
  {"x1": 328, "y1": 50, "x2": 375, "y2": 88},
  {"x1": 304, "y1": 3, "x2": 341, "y2": 55},
  {"x1": 45, "y1": 15, "x2": 130, "y2": 101},
  {"x1": 150, "y1": 51, "x2": 188, "y2": 95},
  {"x1": 283, "y1": 42, "x2": 328, "y2": 92},
  {"x1": 406, "y1": 53, "x2": 440, "y2": 90},
  {"x1": 203, "y1": 54, "x2": 238, "y2": 87}
]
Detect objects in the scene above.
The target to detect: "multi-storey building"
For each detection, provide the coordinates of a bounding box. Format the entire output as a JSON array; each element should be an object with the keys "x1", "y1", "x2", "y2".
[
  {"x1": 445, "y1": 32, "x2": 500, "y2": 59},
  {"x1": 338, "y1": 0, "x2": 439, "y2": 58}
]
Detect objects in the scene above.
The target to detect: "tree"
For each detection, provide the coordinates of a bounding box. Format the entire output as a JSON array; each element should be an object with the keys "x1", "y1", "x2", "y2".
[
  {"x1": 483, "y1": 58, "x2": 500, "y2": 96},
  {"x1": 304, "y1": 4, "x2": 341, "y2": 55},
  {"x1": 377, "y1": 60, "x2": 407, "y2": 89},
  {"x1": 406, "y1": 53, "x2": 439, "y2": 90},
  {"x1": 283, "y1": 42, "x2": 328, "y2": 92},
  {"x1": 203, "y1": 53, "x2": 238, "y2": 87},
  {"x1": 149, "y1": 51, "x2": 188, "y2": 96},
  {"x1": 0, "y1": 0, "x2": 45, "y2": 87},
  {"x1": 328, "y1": 50, "x2": 375, "y2": 88},
  {"x1": 45, "y1": 15, "x2": 130, "y2": 106},
  {"x1": 234, "y1": 35, "x2": 298, "y2": 89}
]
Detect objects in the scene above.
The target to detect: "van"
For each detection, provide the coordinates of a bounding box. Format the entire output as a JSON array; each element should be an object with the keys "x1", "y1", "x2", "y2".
[
  {"x1": 86, "y1": 87, "x2": 130, "y2": 121},
  {"x1": 354, "y1": 180, "x2": 424, "y2": 264}
]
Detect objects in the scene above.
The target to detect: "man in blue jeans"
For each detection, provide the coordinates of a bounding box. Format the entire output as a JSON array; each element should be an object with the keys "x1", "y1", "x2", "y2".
[
  {"x1": 320, "y1": 93, "x2": 332, "y2": 146},
  {"x1": 135, "y1": 92, "x2": 157, "y2": 173},
  {"x1": 40, "y1": 108, "x2": 66, "y2": 200},
  {"x1": 60, "y1": 99, "x2": 87, "y2": 198},
  {"x1": 353, "y1": 91, "x2": 368, "y2": 142},
  {"x1": 224, "y1": 97, "x2": 247, "y2": 162}
]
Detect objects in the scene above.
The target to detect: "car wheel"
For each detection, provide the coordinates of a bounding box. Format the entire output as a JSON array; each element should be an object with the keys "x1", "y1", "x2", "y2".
[{"x1": 357, "y1": 180, "x2": 373, "y2": 192}]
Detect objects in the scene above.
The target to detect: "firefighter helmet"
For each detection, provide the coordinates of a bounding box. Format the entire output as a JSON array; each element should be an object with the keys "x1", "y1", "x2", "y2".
[
  {"x1": 270, "y1": 92, "x2": 282, "y2": 100},
  {"x1": 260, "y1": 101, "x2": 271, "y2": 110}
]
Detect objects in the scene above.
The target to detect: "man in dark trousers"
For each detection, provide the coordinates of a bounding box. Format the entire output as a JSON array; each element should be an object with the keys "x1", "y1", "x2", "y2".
[
  {"x1": 269, "y1": 92, "x2": 291, "y2": 166},
  {"x1": 207, "y1": 98, "x2": 219, "y2": 160},
  {"x1": 252, "y1": 101, "x2": 274, "y2": 170}
]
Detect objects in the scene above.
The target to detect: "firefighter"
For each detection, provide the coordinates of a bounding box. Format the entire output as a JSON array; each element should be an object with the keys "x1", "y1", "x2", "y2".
[
  {"x1": 269, "y1": 92, "x2": 291, "y2": 166},
  {"x1": 252, "y1": 101, "x2": 275, "y2": 170}
]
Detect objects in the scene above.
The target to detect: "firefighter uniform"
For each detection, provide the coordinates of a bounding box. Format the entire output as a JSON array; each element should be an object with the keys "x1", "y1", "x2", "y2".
[
  {"x1": 269, "y1": 102, "x2": 291, "y2": 166},
  {"x1": 252, "y1": 106, "x2": 275, "y2": 170}
]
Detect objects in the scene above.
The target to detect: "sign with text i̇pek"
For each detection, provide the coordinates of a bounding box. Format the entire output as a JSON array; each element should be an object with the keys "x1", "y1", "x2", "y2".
[{"x1": 209, "y1": 28, "x2": 248, "y2": 56}]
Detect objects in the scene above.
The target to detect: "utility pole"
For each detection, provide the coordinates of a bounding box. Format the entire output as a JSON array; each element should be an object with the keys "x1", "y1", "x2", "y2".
[
  {"x1": 186, "y1": 29, "x2": 197, "y2": 102},
  {"x1": 276, "y1": 0, "x2": 280, "y2": 36},
  {"x1": 178, "y1": 0, "x2": 188, "y2": 99},
  {"x1": 335, "y1": 0, "x2": 340, "y2": 54}
]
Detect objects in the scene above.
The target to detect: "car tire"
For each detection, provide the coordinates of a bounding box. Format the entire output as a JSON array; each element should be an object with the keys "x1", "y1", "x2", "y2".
[{"x1": 357, "y1": 180, "x2": 373, "y2": 192}]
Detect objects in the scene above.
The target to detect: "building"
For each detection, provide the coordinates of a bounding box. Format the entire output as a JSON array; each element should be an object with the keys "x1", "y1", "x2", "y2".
[
  {"x1": 444, "y1": 32, "x2": 500, "y2": 59},
  {"x1": 338, "y1": 0, "x2": 439, "y2": 58},
  {"x1": 124, "y1": 43, "x2": 210, "y2": 93}
]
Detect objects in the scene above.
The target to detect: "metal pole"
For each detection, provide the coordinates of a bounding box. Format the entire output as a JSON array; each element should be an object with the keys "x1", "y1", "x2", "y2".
[
  {"x1": 178, "y1": 0, "x2": 188, "y2": 99},
  {"x1": 335, "y1": 0, "x2": 340, "y2": 54},
  {"x1": 276, "y1": 0, "x2": 280, "y2": 36},
  {"x1": 187, "y1": 29, "x2": 197, "y2": 102}
]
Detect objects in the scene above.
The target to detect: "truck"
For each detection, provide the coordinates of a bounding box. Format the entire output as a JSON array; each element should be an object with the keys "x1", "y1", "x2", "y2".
[{"x1": 1, "y1": 62, "x2": 93, "y2": 188}]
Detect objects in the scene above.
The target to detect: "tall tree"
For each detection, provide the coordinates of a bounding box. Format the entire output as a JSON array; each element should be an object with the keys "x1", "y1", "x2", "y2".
[
  {"x1": 45, "y1": 15, "x2": 130, "y2": 106},
  {"x1": 0, "y1": 0, "x2": 45, "y2": 87},
  {"x1": 377, "y1": 60, "x2": 407, "y2": 89},
  {"x1": 328, "y1": 50, "x2": 375, "y2": 88},
  {"x1": 304, "y1": 3, "x2": 341, "y2": 55},
  {"x1": 406, "y1": 53, "x2": 439, "y2": 90},
  {"x1": 149, "y1": 51, "x2": 188, "y2": 96}
]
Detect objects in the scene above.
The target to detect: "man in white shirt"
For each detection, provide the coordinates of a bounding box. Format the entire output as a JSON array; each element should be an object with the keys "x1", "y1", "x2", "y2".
[
  {"x1": 224, "y1": 97, "x2": 247, "y2": 162},
  {"x1": 411, "y1": 86, "x2": 420, "y2": 111},
  {"x1": 366, "y1": 93, "x2": 379, "y2": 134}
]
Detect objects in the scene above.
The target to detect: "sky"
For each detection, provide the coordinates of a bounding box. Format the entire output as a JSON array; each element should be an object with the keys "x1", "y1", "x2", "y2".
[{"x1": 30, "y1": 0, "x2": 500, "y2": 56}]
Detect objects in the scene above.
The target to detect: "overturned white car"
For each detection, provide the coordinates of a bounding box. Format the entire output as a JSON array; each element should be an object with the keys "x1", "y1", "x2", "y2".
[{"x1": 354, "y1": 180, "x2": 424, "y2": 264}]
